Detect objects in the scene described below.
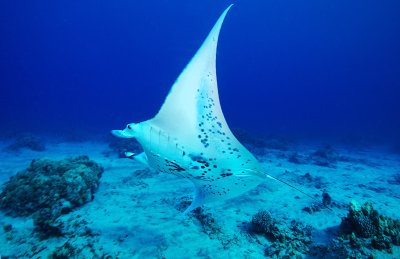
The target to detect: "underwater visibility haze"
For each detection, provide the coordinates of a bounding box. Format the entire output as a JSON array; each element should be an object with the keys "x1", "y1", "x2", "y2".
[
  {"x1": 1, "y1": 1, "x2": 400, "y2": 258},
  {"x1": 1, "y1": 0, "x2": 400, "y2": 142}
]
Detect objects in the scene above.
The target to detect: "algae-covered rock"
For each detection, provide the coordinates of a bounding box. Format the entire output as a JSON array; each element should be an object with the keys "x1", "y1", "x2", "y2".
[{"x1": 0, "y1": 156, "x2": 103, "y2": 237}]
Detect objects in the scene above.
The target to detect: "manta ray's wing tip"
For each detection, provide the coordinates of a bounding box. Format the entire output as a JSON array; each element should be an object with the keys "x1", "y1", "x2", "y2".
[{"x1": 223, "y1": 4, "x2": 234, "y2": 17}]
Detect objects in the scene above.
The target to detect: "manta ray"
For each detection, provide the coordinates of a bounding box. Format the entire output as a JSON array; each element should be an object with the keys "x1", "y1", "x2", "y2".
[{"x1": 112, "y1": 5, "x2": 318, "y2": 214}]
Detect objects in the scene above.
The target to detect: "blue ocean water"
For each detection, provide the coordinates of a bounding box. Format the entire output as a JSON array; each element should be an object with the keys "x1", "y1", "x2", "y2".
[
  {"x1": 1, "y1": 2, "x2": 400, "y2": 258},
  {"x1": 1, "y1": 1, "x2": 399, "y2": 144}
]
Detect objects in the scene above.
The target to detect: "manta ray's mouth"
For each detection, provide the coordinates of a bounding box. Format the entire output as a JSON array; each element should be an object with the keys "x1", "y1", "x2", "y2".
[{"x1": 110, "y1": 129, "x2": 134, "y2": 138}]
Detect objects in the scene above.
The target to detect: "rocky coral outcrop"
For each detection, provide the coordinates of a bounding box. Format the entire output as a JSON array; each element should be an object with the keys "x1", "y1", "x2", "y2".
[
  {"x1": 313, "y1": 200, "x2": 400, "y2": 258},
  {"x1": 250, "y1": 210, "x2": 313, "y2": 258},
  {"x1": 0, "y1": 156, "x2": 103, "y2": 238},
  {"x1": 341, "y1": 200, "x2": 400, "y2": 246}
]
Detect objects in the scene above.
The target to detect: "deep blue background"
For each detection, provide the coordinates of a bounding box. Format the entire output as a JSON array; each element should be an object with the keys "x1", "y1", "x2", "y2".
[{"x1": 1, "y1": 1, "x2": 400, "y2": 142}]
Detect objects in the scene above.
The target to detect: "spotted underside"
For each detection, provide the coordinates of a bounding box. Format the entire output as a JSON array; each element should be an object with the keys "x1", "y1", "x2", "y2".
[{"x1": 112, "y1": 5, "x2": 268, "y2": 213}]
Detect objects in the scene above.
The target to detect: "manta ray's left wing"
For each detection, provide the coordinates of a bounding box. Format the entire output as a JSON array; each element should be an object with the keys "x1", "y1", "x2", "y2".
[
  {"x1": 147, "y1": 5, "x2": 266, "y2": 213},
  {"x1": 150, "y1": 5, "x2": 233, "y2": 148}
]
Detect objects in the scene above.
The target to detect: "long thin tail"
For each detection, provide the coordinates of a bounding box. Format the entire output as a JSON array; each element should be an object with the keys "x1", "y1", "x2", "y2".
[{"x1": 266, "y1": 174, "x2": 333, "y2": 211}]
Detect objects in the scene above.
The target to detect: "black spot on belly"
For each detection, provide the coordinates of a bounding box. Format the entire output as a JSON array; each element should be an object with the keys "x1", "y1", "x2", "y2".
[{"x1": 189, "y1": 153, "x2": 205, "y2": 161}]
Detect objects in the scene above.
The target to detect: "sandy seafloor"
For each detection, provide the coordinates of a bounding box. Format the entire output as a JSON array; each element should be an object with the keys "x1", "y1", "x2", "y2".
[{"x1": 0, "y1": 137, "x2": 399, "y2": 258}]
